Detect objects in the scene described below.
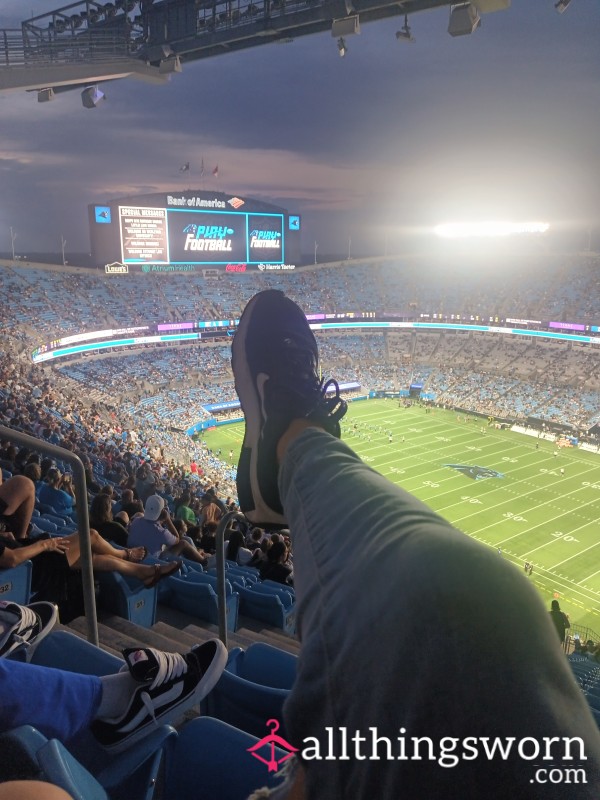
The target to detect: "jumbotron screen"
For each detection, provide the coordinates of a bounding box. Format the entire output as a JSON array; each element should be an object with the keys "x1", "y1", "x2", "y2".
[{"x1": 88, "y1": 190, "x2": 301, "y2": 272}]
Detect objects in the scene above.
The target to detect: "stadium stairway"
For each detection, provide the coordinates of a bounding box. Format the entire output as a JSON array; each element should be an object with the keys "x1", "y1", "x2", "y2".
[{"x1": 64, "y1": 603, "x2": 301, "y2": 658}]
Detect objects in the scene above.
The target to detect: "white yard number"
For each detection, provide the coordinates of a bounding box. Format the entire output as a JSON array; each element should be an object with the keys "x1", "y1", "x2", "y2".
[
  {"x1": 503, "y1": 511, "x2": 527, "y2": 522},
  {"x1": 423, "y1": 480, "x2": 439, "y2": 488},
  {"x1": 551, "y1": 531, "x2": 579, "y2": 543},
  {"x1": 461, "y1": 496, "x2": 483, "y2": 504},
  {"x1": 502, "y1": 457, "x2": 518, "y2": 463},
  {"x1": 582, "y1": 482, "x2": 600, "y2": 490}
]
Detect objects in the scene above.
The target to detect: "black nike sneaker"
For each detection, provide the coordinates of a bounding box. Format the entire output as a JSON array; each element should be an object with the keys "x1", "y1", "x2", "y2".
[{"x1": 232, "y1": 289, "x2": 347, "y2": 526}]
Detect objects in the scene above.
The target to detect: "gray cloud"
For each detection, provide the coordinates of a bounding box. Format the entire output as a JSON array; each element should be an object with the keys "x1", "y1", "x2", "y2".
[{"x1": 1, "y1": 1, "x2": 599, "y2": 255}]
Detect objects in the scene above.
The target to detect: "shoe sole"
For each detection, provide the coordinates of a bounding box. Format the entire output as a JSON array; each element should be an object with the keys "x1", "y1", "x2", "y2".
[
  {"x1": 232, "y1": 291, "x2": 288, "y2": 527},
  {"x1": 103, "y1": 639, "x2": 228, "y2": 753}
]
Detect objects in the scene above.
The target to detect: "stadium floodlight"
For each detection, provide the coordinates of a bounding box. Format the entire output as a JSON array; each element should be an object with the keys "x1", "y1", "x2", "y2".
[
  {"x1": 337, "y1": 37, "x2": 347, "y2": 57},
  {"x1": 434, "y1": 221, "x2": 550, "y2": 238},
  {"x1": 396, "y1": 15, "x2": 415, "y2": 42},
  {"x1": 554, "y1": 0, "x2": 572, "y2": 12}
]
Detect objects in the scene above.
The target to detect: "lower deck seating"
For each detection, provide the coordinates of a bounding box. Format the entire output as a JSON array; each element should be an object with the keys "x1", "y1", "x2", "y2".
[{"x1": 0, "y1": 561, "x2": 32, "y2": 604}]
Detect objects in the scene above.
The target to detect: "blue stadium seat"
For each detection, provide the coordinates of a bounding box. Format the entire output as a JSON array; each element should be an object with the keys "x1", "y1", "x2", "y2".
[
  {"x1": 165, "y1": 717, "x2": 290, "y2": 800},
  {"x1": 165, "y1": 575, "x2": 239, "y2": 631},
  {"x1": 31, "y1": 517, "x2": 58, "y2": 534},
  {"x1": 237, "y1": 585, "x2": 296, "y2": 634},
  {"x1": 1, "y1": 724, "x2": 176, "y2": 800},
  {"x1": 262, "y1": 579, "x2": 295, "y2": 598},
  {"x1": 97, "y1": 571, "x2": 158, "y2": 627},
  {"x1": 204, "y1": 643, "x2": 297, "y2": 738},
  {"x1": 0, "y1": 560, "x2": 32, "y2": 604},
  {"x1": 248, "y1": 582, "x2": 295, "y2": 608},
  {"x1": 31, "y1": 630, "x2": 123, "y2": 676}
]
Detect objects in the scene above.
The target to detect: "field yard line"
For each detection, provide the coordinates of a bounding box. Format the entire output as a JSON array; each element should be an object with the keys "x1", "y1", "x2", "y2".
[
  {"x1": 361, "y1": 403, "x2": 599, "y2": 468},
  {"x1": 514, "y1": 516, "x2": 599, "y2": 557},
  {"x1": 548, "y1": 537, "x2": 600, "y2": 570},
  {"x1": 578, "y1": 565, "x2": 600, "y2": 585},
  {"x1": 447, "y1": 473, "x2": 598, "y2": 527},
  {"x1": 489, "y1": 560, "x2": 600, "y2": 609},
  {"x1": 479, "y1": 494, "x2": 600, "y2": 545},
  {"x1": 380, "y1": 437, "x2": 531, "y2": 477}
]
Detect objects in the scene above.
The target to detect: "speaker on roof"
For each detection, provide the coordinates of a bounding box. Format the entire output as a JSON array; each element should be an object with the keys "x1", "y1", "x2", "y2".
[
  {"x1": 448, "y1": 3, "x2": 481, "y2": 36},
  {"x1": 81, "y1": 86, "x2": 105, "y2": 108}
]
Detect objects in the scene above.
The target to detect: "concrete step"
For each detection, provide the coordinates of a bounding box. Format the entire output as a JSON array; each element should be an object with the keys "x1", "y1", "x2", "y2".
[
  {"x1": 156, "y1": 603, "x2": 300, "y2": 655},
  {"x1": 95, "y1": 613, "x2": 194, "y2": 654},
  {"x1": 67, "y1": 616, "x2": 146, "y2": 657},
  {"x1": 57, "y1": 621, "x2": 122, "y2": 660},
  {"x1": 237, "y1": 616, "x2": 301, "y2": 655},
  {"x1": 151, "y1": 621, "x2": 216, "y2": 650}
]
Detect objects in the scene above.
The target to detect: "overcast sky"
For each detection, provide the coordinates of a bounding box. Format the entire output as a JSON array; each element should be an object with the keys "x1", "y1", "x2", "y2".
[{"x1": 1, "y1": 0, "x2": 599, "y2": 258}]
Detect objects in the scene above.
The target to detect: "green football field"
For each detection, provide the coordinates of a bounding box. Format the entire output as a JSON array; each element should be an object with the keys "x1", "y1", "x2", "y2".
[{"x1": 204, "y1": 399, "x2": 600, "y2": 633}]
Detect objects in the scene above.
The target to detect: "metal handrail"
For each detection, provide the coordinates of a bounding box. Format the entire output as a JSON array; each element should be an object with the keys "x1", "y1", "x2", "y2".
[
  {"x1": 0, "y1": 424, "x2": 98, "y2": 646},
  {"x1": 214, "y1": 510, "x2": 247, "y2": 648}
]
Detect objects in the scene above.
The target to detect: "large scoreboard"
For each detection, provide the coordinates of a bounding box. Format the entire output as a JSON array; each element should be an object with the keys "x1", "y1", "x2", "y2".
[{"x1": 88, "y1": 190, "x2": 301, "y2": 272}]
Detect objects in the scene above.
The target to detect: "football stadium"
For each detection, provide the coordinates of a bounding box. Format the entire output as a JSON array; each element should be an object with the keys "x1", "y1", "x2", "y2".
[{"x1": 1, "y1": 0, "x2": 600, "y2": 797}]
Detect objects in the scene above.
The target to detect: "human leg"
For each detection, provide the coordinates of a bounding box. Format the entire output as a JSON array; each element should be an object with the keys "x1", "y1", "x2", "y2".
[
  {"x1": 0, "y1": 476, "x2": 35, "y2": 540},
  {"x1": 62, "y1": 529, "x2": 143, "y2": 568},
  {"x1": 85, "y1": 554, "x2": 181, "y2": 587},
  {"x1": 233, "y1": 291, "x2": 600, "y2": 798},
  {"x1": 0, "y1": 782, "x2": 74, "y2": 800},
  {"x1": 167, "y1": 539, "x2": 207, "y2": 564},
  {"x1": 0, "y1": 639, "x2": 226, "y2": 754},
  {"x1": 0, "y1": 657, "x2": 102, "y2": 742}
]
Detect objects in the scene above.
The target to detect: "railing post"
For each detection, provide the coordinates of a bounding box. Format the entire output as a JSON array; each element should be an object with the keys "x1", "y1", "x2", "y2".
[
  {"x1": 214, "y1": 510, "x2": 246, "y2": 648},
  {"x1": 0, "y1": 424, "x2": 99, "y2": 646}
]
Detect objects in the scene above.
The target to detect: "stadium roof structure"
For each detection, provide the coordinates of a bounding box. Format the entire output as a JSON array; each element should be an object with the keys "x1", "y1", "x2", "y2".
[{"x1": 0, "y1": 0, "x2": 511, "y2": 100}]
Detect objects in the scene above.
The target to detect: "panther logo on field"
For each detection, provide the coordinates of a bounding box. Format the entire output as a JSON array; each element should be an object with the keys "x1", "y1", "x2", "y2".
[{"x1": 445, "y1": 464, "x2": 505, "y2": 481}]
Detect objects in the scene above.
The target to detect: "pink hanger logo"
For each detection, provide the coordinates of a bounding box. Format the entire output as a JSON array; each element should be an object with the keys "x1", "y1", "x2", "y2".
[{"x1": 247, "y1": 719, "x2": 298, "y2": 772}]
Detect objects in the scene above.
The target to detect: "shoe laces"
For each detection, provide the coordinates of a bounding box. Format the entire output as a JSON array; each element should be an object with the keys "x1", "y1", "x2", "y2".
[
  {"x1": 137, "y1": 649, "x2": 193, "y2": 724},
  {"x1": 147, "y1": 649, "x2": 190, "y2": 690},
  {"x1": 9, "y1": 605, "x2": 38, "y2": 649},
  {"x1": 317, "y1": 378, "x2": 347, "y2": 422}
]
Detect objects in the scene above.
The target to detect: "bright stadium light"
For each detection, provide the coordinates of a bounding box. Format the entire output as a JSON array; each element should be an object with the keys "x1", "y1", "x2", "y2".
[{"x1": 434, "y1": 221, "x2": 550, "y2": 239}]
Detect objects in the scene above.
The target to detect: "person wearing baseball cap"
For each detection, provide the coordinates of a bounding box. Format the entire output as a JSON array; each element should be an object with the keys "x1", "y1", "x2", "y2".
[{"x1": 129, "y1": 495, "x2": 208, "y2": 564}]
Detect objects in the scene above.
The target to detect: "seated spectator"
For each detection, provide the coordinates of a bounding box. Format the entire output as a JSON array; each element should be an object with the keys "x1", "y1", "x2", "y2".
[
  {"x1": 128, "y1": 495, "x2": 208, "y2": 565},
  {"x1": 225, "y1": 528, "x2": 254, "y2": 566},
  {"x1": 247, "y1": 527, "x2": 264, "y2": 551},
  {"x1": 89, "y1": 493, "x2": 129, "y2": 548},
  {"x1": 199, "y1": 492, "x2": 222, "y2": 533},
  {"x1": 174, "y1": 491, "x2": 197, "y2": 525},
  {"x1": 116, "y1": 489, "x2": 143, "y2": 520},
  {"x1": 114, "y1": 510, "x2": 129, "y2": 528},
  {"x1": 249, "y1": 538, "x2": 271, "y2": 567},
  {"x1": 38, "y1": 468, "x2": 75, "y2": 518},
  {"x1": 21, "y1": 463, "x2": 41, "y2": 485},
  {"x1": 135, "y1": 463, "x2": 156, "y2": 505},
  {"x1": 0, "y1": 474, "x2": 35, "y2": 540},
  {"x1": 0, "y1": 524, "x2": 179, "y2": 621},
  {"x1": 199, "y1": 521, "x2": 217, "y2": 554},
  {"x1": 259, "y1": 541, "x2": 293, "y2": 586}
]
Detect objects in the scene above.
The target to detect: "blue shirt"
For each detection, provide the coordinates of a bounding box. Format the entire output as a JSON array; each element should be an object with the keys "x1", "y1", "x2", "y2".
[{"x1": 128, "y1": 516, "x2": 178, "y2": 557}]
